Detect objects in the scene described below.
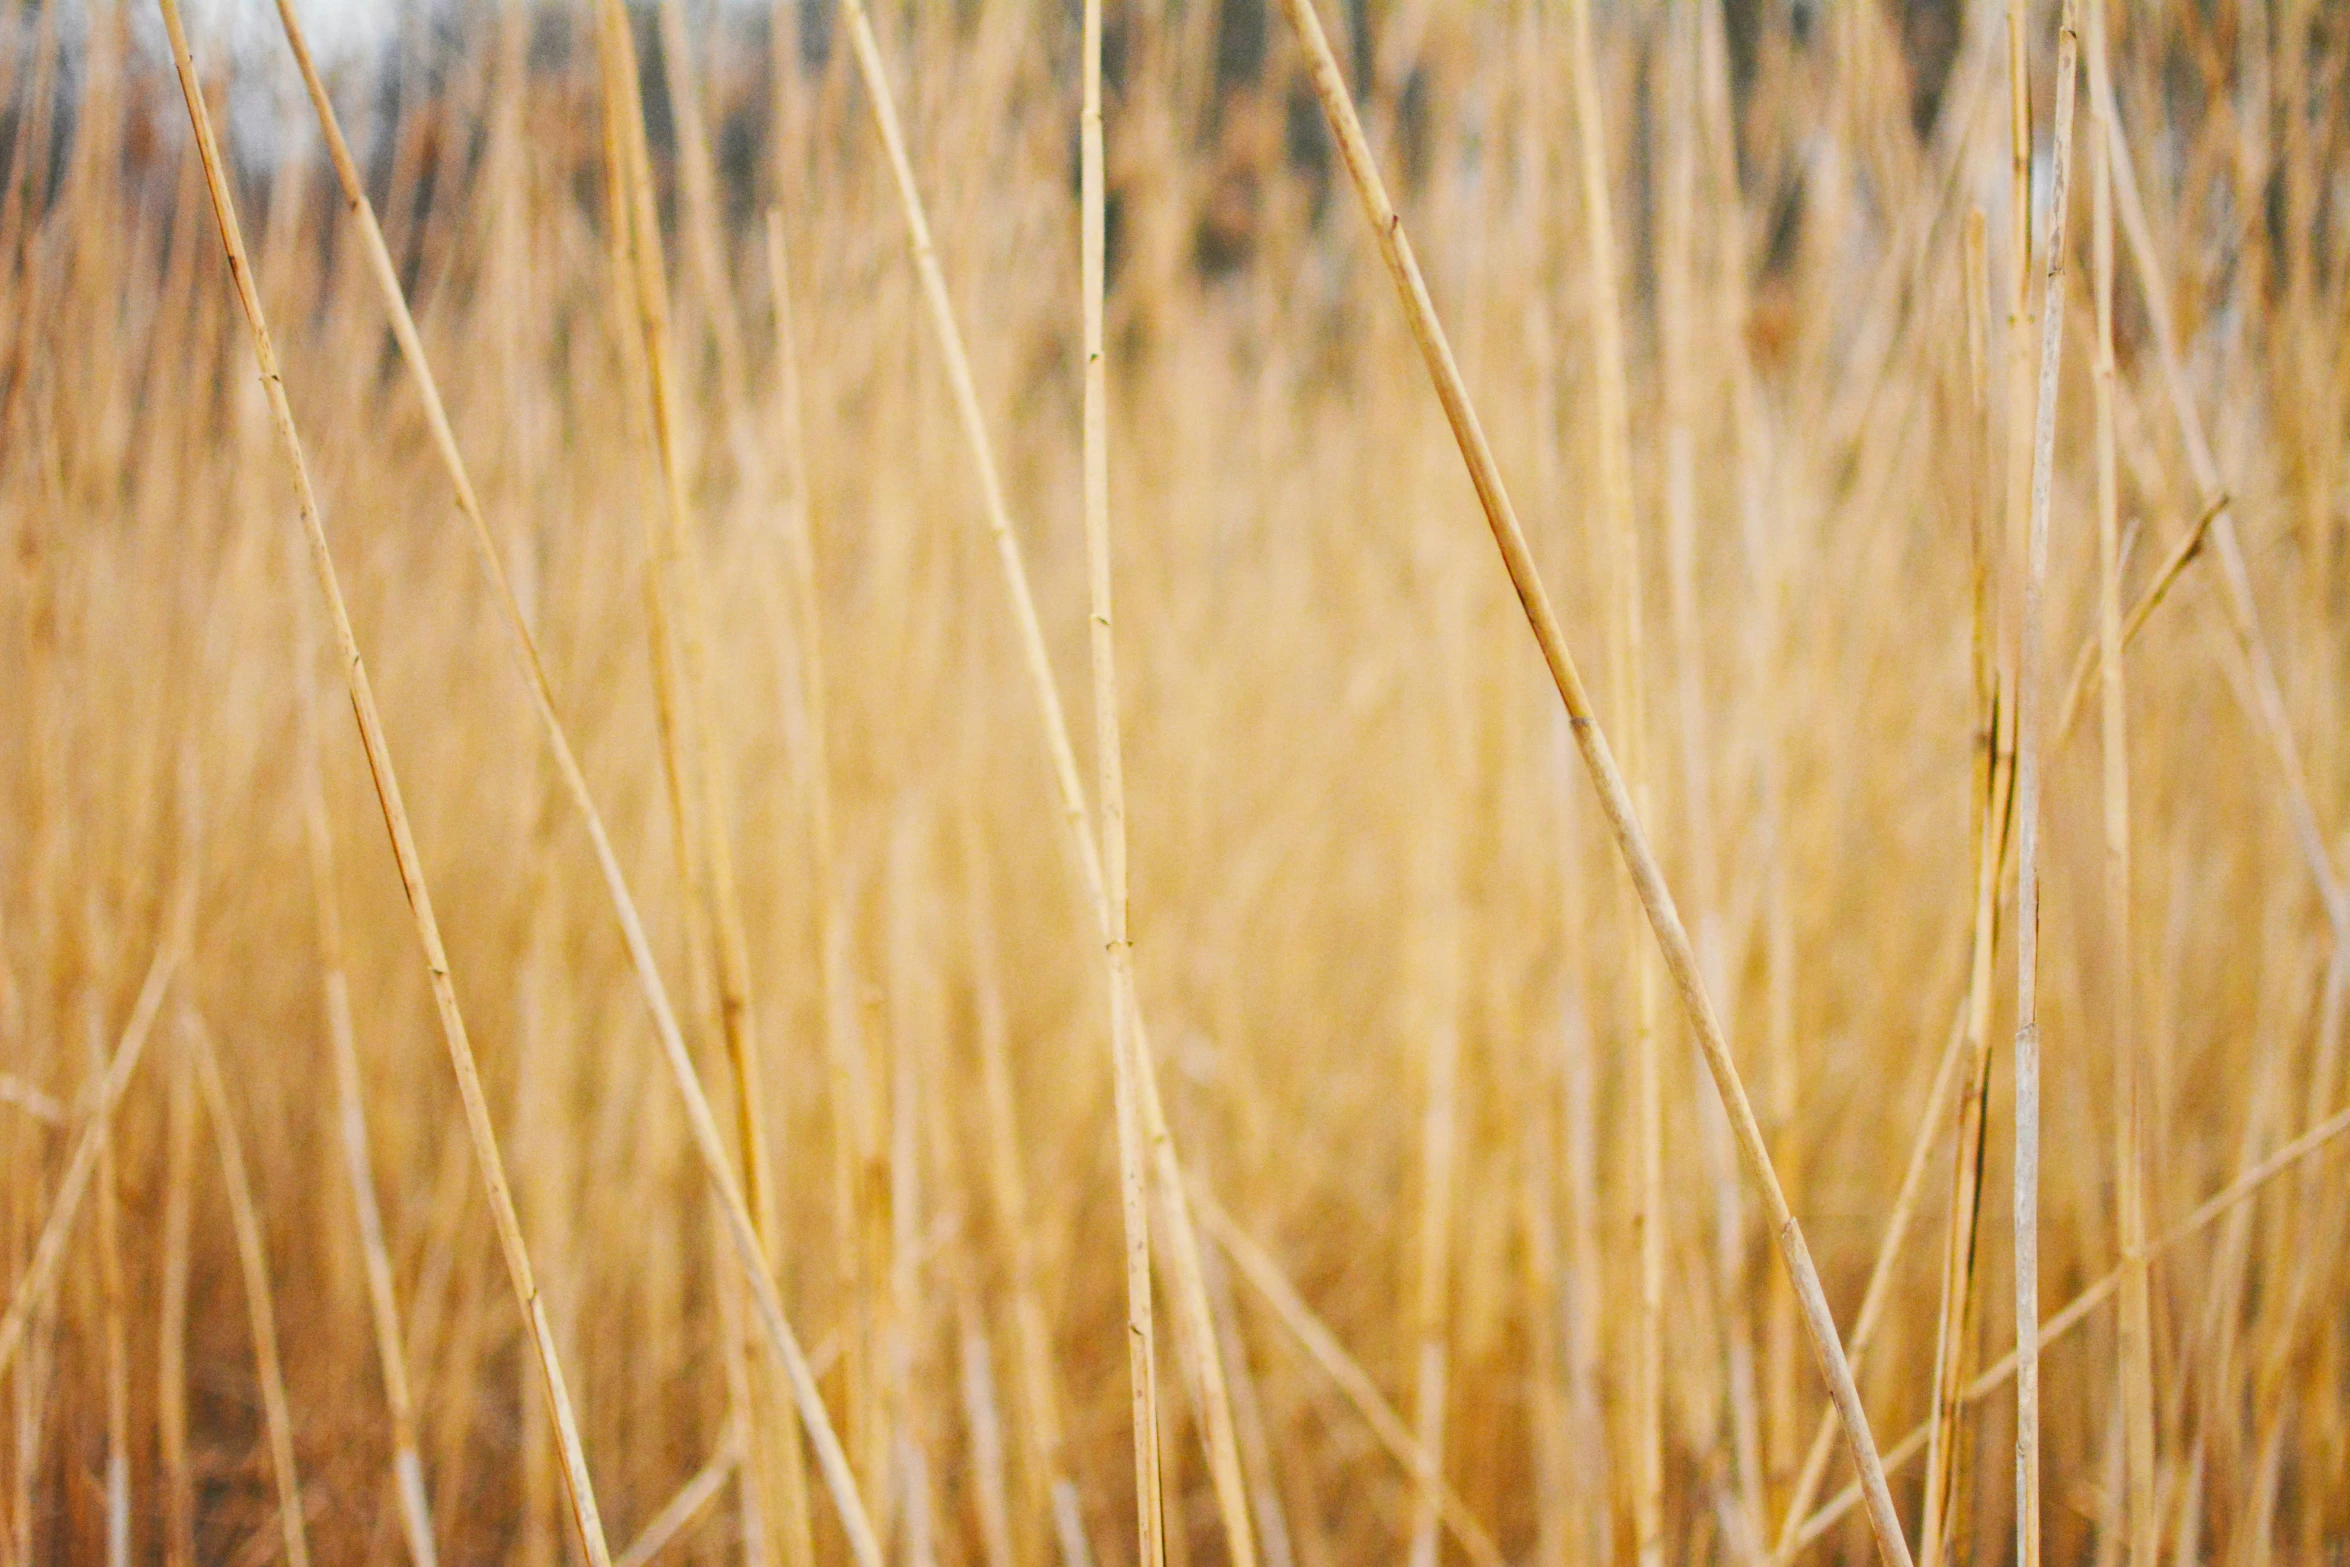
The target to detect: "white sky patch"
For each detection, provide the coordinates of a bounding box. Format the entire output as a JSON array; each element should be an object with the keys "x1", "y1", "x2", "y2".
[{"x1": 4, "y1": 1, "x2": 755, "y2": 170}]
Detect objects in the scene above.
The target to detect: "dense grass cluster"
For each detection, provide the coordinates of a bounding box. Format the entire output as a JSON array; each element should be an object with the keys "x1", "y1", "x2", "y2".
[{"x1": 2, "y1": 1, "x2": 2347, "y2": 1563}]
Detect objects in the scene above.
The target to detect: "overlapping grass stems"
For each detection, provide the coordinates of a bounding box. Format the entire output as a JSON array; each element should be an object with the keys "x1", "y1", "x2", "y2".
[{"x1": 3, "y1": 1, "x2": 2350, "y2": 1563}]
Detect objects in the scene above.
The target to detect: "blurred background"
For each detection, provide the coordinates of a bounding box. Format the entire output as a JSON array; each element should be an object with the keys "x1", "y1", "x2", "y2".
[{"x1": 2, "y1": 2, "x2": 2345, "y2": 1566}]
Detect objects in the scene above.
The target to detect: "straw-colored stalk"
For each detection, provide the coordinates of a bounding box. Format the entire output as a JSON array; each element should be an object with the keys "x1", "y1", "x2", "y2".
[
  {"x1": 833, "y1": 9, "x2": 1262, "y2": 1566},
  {"x1": 1689, "y1": 0, "x2": 1802, "y2": 1507},
  {"x1": 756, "y1": 204, "x2": 830, "y2": 1567},
  {"x1": 883, "y1": 818, "x2": 942, "y2": 1566},
  {"x1": 1080, "y1": 3, "x2": 1170, "y2": 1563},
  {"x1": 634, "y1": 30, "x2": 817, "y2": 1559},
  {"x1": 514, "y1": 802, "x2": 575, "y2": 1567},
  {"x1": 185, "y1": 1007, "x2": 312, "y2": 1567},
  {"x1": 159, "y1": 999, "x2": 196, "y2": 1567},
  {"x1": 1919, "y1": 205, "x2": 2004, "y2": 1567},
  {"x1": 253, "y1": 7, "x2": 882, "y2": 1562},
  {"x1": 78, "y1": 991, "x2": 128, "y2": 1567},
  {"x1": 1404, "y1": 785, "x2": 1462, "y2": 1567},
  {"x1": 589, "y1": 0, "x2": 706, "y2": 1047},
  {"x1": 599, "y1": 0, "x2": 781, "y2": 1251},
  {"x1": 1558, "y1": 0, "x2": 1663, "y2": 1552},
  {"x1": 1271, "y1": 2, "x2": 1913, "y2": 1563},
  {"x1": 155, "y1": 7, "x2": 614, "y2": 1557},
  {"x1": 2000, "y1": 0, "x2": 2034, "y2": 787},
  {"x1": 1657, "y1": 0, "x2": 1762, "y2": 1535},
  {"x1": 589, "y1": 4, "x2": 802, "y2": 1549},
  {"x1": 289, "y1": 541, "x2": 439, "y2": 1567},
  {"x1": 761, "y1": 187, "x2": 880, "y2": 1526},
  {"x1": 2011, "y1": 9, "x2": 2084, "y2": 1564},
  {"x1": 590, "y1": 0, "x2": 783, "y2": 1288},
  {"x1": 2088, "y1": 4, "x2": 2156, "y2": 1557},
  {"x1": 1203, "y1": 1223, "x2": 1300, "y2": 1567}
]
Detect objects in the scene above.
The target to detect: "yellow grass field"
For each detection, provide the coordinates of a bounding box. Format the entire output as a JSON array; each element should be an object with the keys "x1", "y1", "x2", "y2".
[{"x1": 2, "y1": 1, "x2": 2346, "y2": 1563}]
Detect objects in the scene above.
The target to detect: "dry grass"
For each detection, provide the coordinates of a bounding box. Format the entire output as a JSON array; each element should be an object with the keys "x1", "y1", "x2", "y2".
[{"x1": 3, "y1": 1, "x2": 2349, "y2": 1564}]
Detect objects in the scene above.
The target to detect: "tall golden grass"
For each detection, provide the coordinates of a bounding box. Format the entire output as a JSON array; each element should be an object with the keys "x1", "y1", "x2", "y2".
[{"x1": 3, "y1": 1, "x2": 2347, "y2": 1564}]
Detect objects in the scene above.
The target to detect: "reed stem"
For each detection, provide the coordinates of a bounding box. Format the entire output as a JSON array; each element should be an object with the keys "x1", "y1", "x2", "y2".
[{"x1": 1271, "y1": 3, "x2": 1913, "y2": 1559}]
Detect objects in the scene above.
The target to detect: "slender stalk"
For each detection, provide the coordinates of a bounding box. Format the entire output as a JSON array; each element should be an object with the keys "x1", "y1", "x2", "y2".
[
  {"x1": 1920, "y1": 205, "x2": 2003, "y2": 1567},
  {"x1": 1519, "y1": 1001, "x2": 1571, "y2": 1567},
  {"x1": 590, "y1": 3, "x2": 804, "y2": 1544},
  {"x1": 2002, "y1": 0, "x2": 2035, "y2": 675},
  {"x1": 2012, "y1": 11, "x2": 2085, "y2": 1564},
  {"x1": 1404, "y1": 810, "x2": 1462, "y2": 1567},
  {"x1": 289, "y1": 536, "x2": 439, "y2": 1567},
  {"x1": 159, "y1": 1009, "x2": 196, "y2": 1567},
  {"x1": 514, "y1": 795, "x2": 573, "y2": 1567},
  {"x1": 252, "y1": 9, "x2": 880, "y2": 1560},
  {"x1": 756, "y1": 207, "x2": 825, "y2": 1567},
  {"x1": 78, "y1": 991, "x2": 128, "y2": 1567},
  {"x1": 590, "y1": 0, "x2": 711, "y2": 1119},
  {"x1": 1689, "y1": 0, "x2": 1802, "y2": 1507},
  {"x1": 1080, "y1": 5, "x2": 1170, "y2": 1564},
  {"x1": 882, "y1": 818, "x2": 940, "y2": 1567},
  {"x1": 1270, "y1": 4, "x2": 1913, "y2": 1562},
  {"x1": 186, "y1": 1008, "x2": 312, "y2": 1567},
  {"x1": 2089, "y1": 4, "x2": 2158, "y2": 1555},
  {"x1": 154, "y1": 9, "x2": 614, "y2": 1557},
  {"x1": 762, "y1": 188, "x2": 879, "y2": 1536},
  {"x1": 963, "y1": 1315, "x2": 1021, "y2": 1567},
  {"x1": 1657, "y1": 0, "x2": 1762, "y2": 1534},
  {"x1": 588, "y1": 0, "x2": 786, "y2": 1337},
  {"x1": 1204, "y1": 1236, "x2": 1299, "y2": 1567},
  {"x1": 833, "y1": 11, "x2": 1261, "y2": 1566},
  {"x1": 1558, "y1": 1, "x2": 1663, "y2": 1550}
]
